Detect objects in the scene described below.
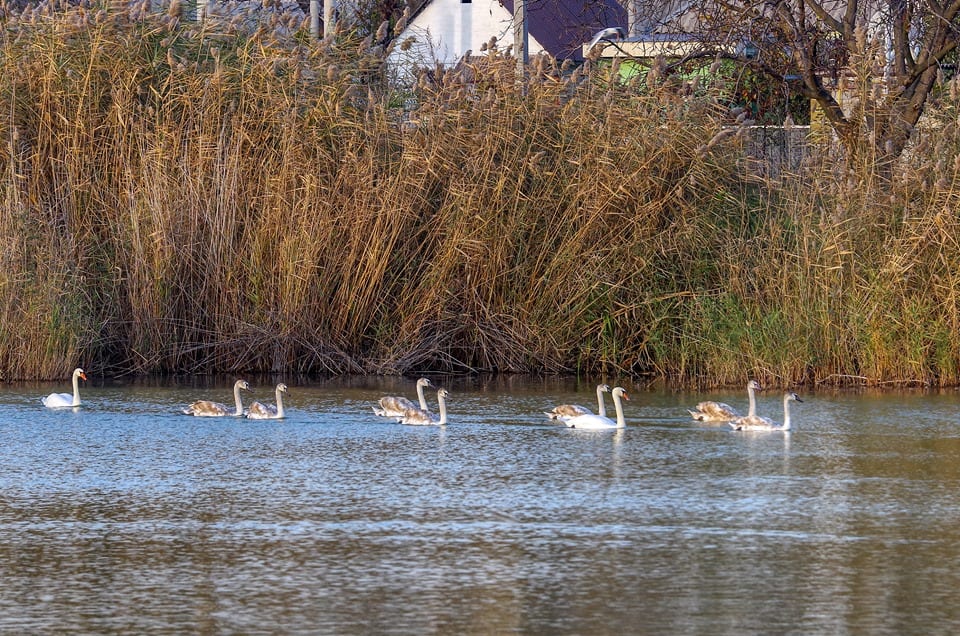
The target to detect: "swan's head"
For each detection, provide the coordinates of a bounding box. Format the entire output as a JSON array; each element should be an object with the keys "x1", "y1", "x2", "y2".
[
  {"x1": 437, "y1": 388, "x2": 449, "y2": 399},
  {"x1": 786, "y1": 392, "x2": 802, "y2": 403},
  {"x1": 74, "y1": 368, "x2": 87, "y2": 381},
  {"x1": 747, "y1": 380, "x2": 761, "y2": 391},
  {"x1": 612, "y1": 387, "x2": 629, "y2": 400},
  {"x1": 236, "y1": 380, "x2": 251, "y2": 391},
  {"x1": 417, "y1": 378, "x2": 434, "y2": 388},
  {"x1": 277, "y1": 383, "x2": 288, "y2": 393},
  {"x1": 598, "y1": 384, "x2": 611, "y2": 393}
]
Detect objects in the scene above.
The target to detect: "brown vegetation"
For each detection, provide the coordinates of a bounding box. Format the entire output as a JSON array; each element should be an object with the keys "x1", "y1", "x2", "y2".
[{"x1": 1, "y1": 4, "x2": 959, "y2": 386}]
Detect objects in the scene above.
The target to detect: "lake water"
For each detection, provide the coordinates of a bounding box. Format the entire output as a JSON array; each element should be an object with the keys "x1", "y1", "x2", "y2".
[{"x1": 2, "y1": 375, "x2": 960, "y2": 634}]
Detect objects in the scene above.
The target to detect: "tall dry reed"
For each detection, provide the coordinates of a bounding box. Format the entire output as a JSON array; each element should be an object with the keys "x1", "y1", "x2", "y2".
[{"x1": 1, "y1": 3, "x2": 959, "y2": 386}]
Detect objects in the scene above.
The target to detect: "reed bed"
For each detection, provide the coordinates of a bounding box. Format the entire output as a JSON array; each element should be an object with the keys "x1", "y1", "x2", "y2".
[{"x1": 1, "y1": 2, "x2": 959, "y2": 385}]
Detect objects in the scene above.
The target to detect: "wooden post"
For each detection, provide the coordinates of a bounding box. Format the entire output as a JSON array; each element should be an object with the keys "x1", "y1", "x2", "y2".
[
  {"x1": 324, "y1": 0, "x2": 335, "y2": 39},
  {"x1": 514, "y1": 0, "x2": 528, "y2": 86},
  {"x1": 310, "y1": 1, "x2": 320, "y2": 40}
]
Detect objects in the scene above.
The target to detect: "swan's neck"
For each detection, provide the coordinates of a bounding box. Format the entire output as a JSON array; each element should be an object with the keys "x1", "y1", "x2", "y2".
[
  {"x1": 275, "y1": 388, "x2": 285, "y2": 418},
  {"x1": 71, "y1": 372, "x2": 82, "y2": 406},
  {"x1": 416, "y1": 383, "x2": 428, "y2": 410},
  {"x1": 233, "y1": 384, "x2": 244, "y2": 416},
  {"x1": 596, "y1": 387, "x2": 607, "y2": 417},
  {"x1": 781, "y1": 397, "x2": 792, "y2": 431},
  {"x1": 613, "y1": 394, "x2": 626, "y2": 428},
  {"x1": 747, "y1": 385, "x2": 757, "y2": 417},
  {"x1": 436, "y1": 395, "x2": 447, "y2": 425}
]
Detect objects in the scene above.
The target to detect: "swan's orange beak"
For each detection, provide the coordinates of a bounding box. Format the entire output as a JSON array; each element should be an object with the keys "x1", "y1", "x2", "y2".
[
  {"x1": 79, "y1": 372, "x2": 87, "y2": 381},
  {"x1": 621, "y1": 391, "x2": 630, "y2": 400}
]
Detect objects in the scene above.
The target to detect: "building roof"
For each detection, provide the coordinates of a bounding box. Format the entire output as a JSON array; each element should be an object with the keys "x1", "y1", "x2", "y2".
[{"x1": 500, "y1": 0, "x2": 627, "y2": 62}]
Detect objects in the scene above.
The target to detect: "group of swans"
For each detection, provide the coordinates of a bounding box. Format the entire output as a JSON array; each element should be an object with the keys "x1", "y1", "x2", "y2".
[
  {"x1": 373, "y1": 378, "x2": 450, "y2": 425},
  {"x1": 42, "y1": 370, "x2": 287, "y2": 419},
  {"x1": 689, "y1": 380, "x2": 761, "y2": 422},
  {"x1": 182, "y1": 380, "x2": 288, "y2": 419},
  {"x1": 373, "y1": 377, "x2": 434, "y2": 418},
  {"x1": 544, "y1": 383, "x2": 612, "y2": 420},
  {"x1": 543, "y1": 385, "x2": 630, "y2": 430},
  {"x1": 689, "y1": 380, "x2": 802, "y2": 431},
  {"x1": 548, "y1": 380, "x2": 803, "y2": 432},
  {"x1": 373, "y1": 380, "x2": 630, "y2": 429},
  {"x1": 42, "y1": 369, "x2": 800, "y2": 431}
]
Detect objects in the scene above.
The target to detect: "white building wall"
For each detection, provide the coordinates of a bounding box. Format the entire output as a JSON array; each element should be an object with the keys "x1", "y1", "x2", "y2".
[{"x1": 387, "y1": 0, "x2": 546, "y2": 85}]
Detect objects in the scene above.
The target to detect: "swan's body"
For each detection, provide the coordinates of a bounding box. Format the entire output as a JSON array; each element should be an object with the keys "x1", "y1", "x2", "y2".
[
  {"x1": 183, "y1": 380, "x2": 251, "y2": 417},
  {"x1": 562, "y1": 387, "x2": 629, "y2": 430},
  {"x1": 247, "y1": 383, "x2": 287, "y2": 420},
  {"x1": 373, "y1": 377, "x2": 433, "y2": 418},
  {"x1": 731, "y1": 392, "x2": 802, "y2": 431},
  {"x1": 689, "y1": 380, "x2": 761, "y2": 422},
  {"x1": 399, "y1": 388, "x2": 449, "y2": 426},
  {"x1": 42, "y1": 368, "x2": 87, "y2": 408},
  {"x1": 545, "y1": 384, "x2": 611, "y2": 420}
]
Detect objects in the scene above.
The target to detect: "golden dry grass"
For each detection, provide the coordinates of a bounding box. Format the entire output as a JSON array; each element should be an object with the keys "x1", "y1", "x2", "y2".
[{"x1": 1, "y1": 5, "x2": 959, "y2": 385}]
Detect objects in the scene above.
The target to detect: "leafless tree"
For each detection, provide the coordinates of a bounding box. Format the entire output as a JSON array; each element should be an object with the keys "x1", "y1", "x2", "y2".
[{"x1": 628, "y1": 0, "x2": 958, "y2": 171}]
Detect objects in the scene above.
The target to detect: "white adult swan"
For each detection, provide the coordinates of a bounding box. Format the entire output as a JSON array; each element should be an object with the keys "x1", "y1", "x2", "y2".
[
  {"x1": 562, "y1": 387, "x2": 629, "y2": 430},
  {"x1": 42, "y1": 367, "x2": 87, "y2": 408},
  {"x1": 689, "y1": 380, "x2": 761, "y2": 422},
  {"x1": 399, "y1": 388, "x2": 449, "y2": 426},
  {"x1": 247, "y1": 383, "x2": 288, "y2": 420},
  {"x1": 730, "y1": 392, "x2": 803, "y2": 431},
  {"x1": 544, "y1": 384, "x2": 611, "y2": 420},
  {"x1": 183, "y1": 379, "x2": 251, "y2": 417},
  {"x1": 373, "y1": 377, "x2": 434, "y2": 418}
]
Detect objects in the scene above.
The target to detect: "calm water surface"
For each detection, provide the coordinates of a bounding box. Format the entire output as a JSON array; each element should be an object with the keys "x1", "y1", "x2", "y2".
[{"x1": 1, "y1": 375, "x2": 960, "y2": 634}]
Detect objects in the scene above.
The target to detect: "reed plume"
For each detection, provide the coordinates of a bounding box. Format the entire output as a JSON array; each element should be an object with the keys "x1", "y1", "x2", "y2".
[{"x1": 1, "y1": 5, "x2": 959, "y2": 387}]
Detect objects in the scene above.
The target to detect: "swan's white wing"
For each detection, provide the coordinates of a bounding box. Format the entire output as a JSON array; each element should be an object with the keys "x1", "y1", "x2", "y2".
[
  {"x1": 42, "y1": 392, "x2": 75, "y2": 408},
  {"x1": 562, "y1": 413, "x2": 617, "y2": 429}
]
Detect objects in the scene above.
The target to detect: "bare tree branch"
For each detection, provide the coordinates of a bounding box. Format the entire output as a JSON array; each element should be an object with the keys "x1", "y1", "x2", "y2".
[{"x1": 628, "y1": 0, "x2": 958, "y2": 171}]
